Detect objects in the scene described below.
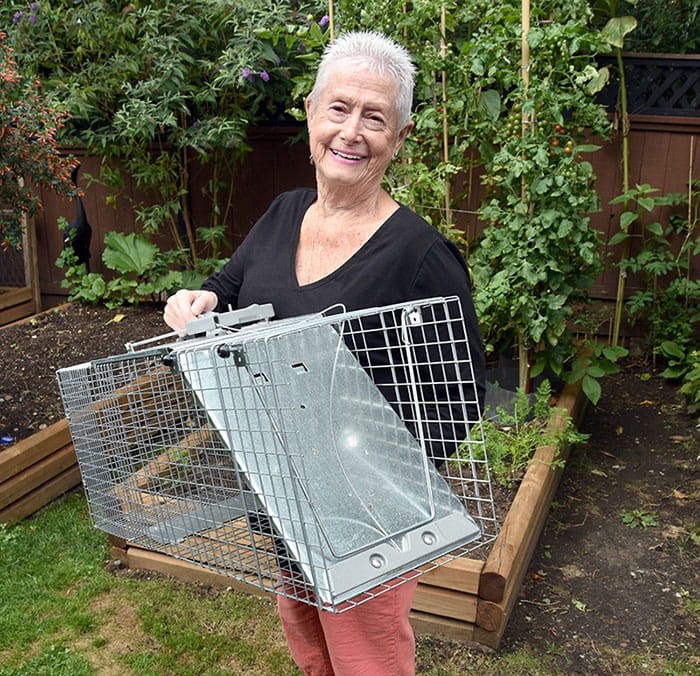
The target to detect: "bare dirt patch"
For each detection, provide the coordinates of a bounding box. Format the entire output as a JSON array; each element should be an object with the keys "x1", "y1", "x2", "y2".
[
  {"x1": 501, "y1": 363, "x2": 699, "y2": 673},
  {"x1": 0, "y1": 303, "x2": 166, "y2": 441},
  {"x1": 73, "y1": 591, "x2": 149, "y2": 676}
]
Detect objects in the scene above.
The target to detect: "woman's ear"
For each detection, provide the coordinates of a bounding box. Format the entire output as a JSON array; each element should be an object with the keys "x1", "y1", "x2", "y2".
[
  {"x1": 395, "y1": 120, "x2": 414, "y2": 154},
  {"x1": 305, "y1": 96, "x2": 314, "y2": 121}
]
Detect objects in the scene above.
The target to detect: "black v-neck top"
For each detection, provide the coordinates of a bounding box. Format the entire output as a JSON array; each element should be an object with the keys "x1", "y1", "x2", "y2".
[{"x1": 202, "y1": 188, "x2": 485, "y2": 423}]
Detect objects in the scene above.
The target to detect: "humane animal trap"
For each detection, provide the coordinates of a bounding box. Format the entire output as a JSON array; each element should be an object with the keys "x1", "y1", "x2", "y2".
[{"x1": 57, "y1": 297, "x2": 497, "y2": 611}]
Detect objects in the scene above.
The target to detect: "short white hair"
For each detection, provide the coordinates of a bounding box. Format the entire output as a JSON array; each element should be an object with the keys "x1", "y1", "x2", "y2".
[{"x1": 308, "y1": 31, "x2": 416, "y2": 128}]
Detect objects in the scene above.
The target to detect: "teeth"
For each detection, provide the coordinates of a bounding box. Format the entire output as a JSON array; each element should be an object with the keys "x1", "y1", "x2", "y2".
[{"x1": 332, "y1": 149, "x2": 362, "y2": 160}]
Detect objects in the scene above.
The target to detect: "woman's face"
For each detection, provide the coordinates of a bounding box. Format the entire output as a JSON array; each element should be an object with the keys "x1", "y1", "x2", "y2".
[{"x1": 306, "y1": 61, "x2": 412, "y2": 196}]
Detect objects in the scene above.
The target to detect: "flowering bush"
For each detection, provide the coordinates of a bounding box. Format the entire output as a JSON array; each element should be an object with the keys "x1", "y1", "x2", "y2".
[{"x1": 0, "y1": 30, "x2": 76, "y2": 249}]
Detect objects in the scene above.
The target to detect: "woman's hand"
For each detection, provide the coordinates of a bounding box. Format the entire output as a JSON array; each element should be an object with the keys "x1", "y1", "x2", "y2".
[{"x1": 163, "y1": 289, "x2": 219, "y2": 332}]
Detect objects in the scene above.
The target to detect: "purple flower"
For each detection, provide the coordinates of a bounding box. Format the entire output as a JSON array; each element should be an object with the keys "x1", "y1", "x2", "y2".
[
  {"x1": 319, "y1": 15, "x2": 329, "y2": 28},
  {"x1": 260, "y1": 70, "x2": 270, "y2": 82},
  {"x1": 241, "y1": 67, "x2": 255, "y2": 82},
  {"x1": 29, "y1": 13, "x2": 37, "y2": 24},
  {"x1": 30, "y1": 2, "x2": 39, "y2": 9},
  {"x1": 12, "y1": 11, "x2": 24, "y2": 23}
]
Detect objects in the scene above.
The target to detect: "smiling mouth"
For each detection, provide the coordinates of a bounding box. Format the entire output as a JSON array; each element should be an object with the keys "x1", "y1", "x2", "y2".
[{"x1": 331, "y1": 148, "x2": 364, "y2": 161}]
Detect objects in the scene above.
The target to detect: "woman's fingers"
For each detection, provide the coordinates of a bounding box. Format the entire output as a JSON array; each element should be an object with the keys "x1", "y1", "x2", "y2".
[{"x1": 163, "y1": 289, "x2": 218, "y2": 331}]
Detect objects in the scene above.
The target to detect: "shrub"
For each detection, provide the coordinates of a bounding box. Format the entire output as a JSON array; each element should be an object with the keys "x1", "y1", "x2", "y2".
[{"x1": 0, "y1": 31, "x2": 76, "y2": 249}]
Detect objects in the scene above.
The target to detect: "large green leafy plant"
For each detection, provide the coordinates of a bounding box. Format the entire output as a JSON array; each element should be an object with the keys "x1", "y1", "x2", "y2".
[
  {"x1": 0, "y1": 30, "x2": 76, "y2": 250},
  {"x1": 612, "y1": 181, "x2": 700, "y2": 380},
  {"x1": 2, "y1": 0, "x2": 327, "y2": 300}
]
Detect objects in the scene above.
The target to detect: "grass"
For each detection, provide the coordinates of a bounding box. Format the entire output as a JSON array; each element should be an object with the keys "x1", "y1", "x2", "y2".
[
  {"x1": 1, "y1": 491, "x2": 697, "y2": 675},
  {"x1": 0, "y1": 491, "x2": 296, "y2": 676}
]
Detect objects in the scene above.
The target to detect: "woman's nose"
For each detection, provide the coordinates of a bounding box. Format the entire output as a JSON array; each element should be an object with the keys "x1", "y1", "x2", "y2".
[{"x1": 340, "y1": 112, "x2": 362, "y2": 143}]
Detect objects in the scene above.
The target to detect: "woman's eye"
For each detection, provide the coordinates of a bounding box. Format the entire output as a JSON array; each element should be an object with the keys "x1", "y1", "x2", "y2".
[{"x1": 366, "y1": 115, "x2": 385, "y2": 129}]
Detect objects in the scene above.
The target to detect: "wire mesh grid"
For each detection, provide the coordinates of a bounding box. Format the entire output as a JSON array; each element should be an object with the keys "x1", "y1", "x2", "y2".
[
  {"x1": 57, "y1": 297, "x2": 497, "y2": 611},
  {"x1": 0, "y1": 248, "x2": 26, "y2": 286}
]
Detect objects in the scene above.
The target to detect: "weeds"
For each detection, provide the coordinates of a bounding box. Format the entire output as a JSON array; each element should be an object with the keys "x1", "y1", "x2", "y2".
[
  {"x1": 621, "y1": 508, "x2": 659, "y2": 528},
  {"x1": 461, "y1": 381, "x2": 589, "y2": 488}
]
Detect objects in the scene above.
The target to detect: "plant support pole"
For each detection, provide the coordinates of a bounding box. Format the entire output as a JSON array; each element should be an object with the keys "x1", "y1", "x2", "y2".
[
  {"x1": 518, "y1": 0, "x2": 531, "y2": 391},
  {"x1": 440, "y1": 6, "x2": 452, "y2": 224},
  {"x1": 684, "y1": 136, "x2": 695, "y2": 312},
  {"x1": 611, "y1": 47, "x2": 631, "y2": 347}
]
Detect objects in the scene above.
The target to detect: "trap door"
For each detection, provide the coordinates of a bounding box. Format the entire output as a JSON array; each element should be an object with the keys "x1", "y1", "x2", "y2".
[{"x1": 177, "y1": 321, "x2": 480, "y2": 605}]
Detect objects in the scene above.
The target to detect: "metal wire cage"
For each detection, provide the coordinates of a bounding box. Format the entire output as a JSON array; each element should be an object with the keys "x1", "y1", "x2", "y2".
[{"x1": 57, "y1": 297, "x2": 497, "y2": 611}]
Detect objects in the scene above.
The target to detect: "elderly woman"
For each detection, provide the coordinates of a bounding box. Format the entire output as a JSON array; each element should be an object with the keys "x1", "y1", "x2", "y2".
[{"x1": 164, "y1": 30, "x2": 484, "y2": 676}]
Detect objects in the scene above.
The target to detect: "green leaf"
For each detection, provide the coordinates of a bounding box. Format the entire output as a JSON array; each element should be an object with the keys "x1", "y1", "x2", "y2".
[
  {"x1": 478, "y1": 89, "x2": 501, "y2": 121},
  {"x1": 584, "y1": 68, "x2": 609, "y2": 96},
  {"x1": 646, "y1": 222, "x2": 664, "y2": 236},
  {"x1": 659, "y1": 341, "x2": 685, "y2": 359},
  {"x1": 661, "y1": 366, "x2": 686, "y2": 380},
  {"x1": 638, "y1": 197, "x2": 656, "y2": 211},
  {"x1": 530, "y1": 359, "x2": 545, "y2": 378},
  {"x1": 102, "y1": 232, "x2": 159, "y2": 276},
  {"x1": 602, "y1": 345, "x2": 628, "y2": 361},
  {"x1": 586, "y1": 365, "x2": 606, "y2": 378},
  {"x1": 608, "y1": 231, "x2": 629, "y2": 246},
  {"x1": 619, "y1": 211, "x2": 638, "y2": 230},
  {"x1": 582, "y1": 374, "x2": 602, "y2": 405},
  {"x1": 601, "y1": 16, "x2": 638, "y2": 49}
]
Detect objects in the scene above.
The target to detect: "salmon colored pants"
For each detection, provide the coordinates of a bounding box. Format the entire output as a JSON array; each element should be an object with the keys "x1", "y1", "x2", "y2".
[{"x1": 277, "y1": 577, "x2": 419, "y2": 676}]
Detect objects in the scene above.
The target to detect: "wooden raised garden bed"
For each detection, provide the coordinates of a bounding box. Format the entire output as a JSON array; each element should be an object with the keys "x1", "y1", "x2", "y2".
[
  {"x1": 1, "y1": 298, "x2": 584, "y2": 646},
  {"x1": 106, "y1": 377, "x2": 585, "y2": 649},
  {"x1": 0, "y1": 418, "x2": 81, "y2": 525}
]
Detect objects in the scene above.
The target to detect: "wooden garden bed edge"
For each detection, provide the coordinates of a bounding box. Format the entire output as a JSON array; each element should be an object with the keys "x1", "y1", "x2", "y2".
[
  {"x1": 0, "y1": 286, "x2": 36, "y2": 327},
  {"x1": 106, "y1": 376, "x2": 585, "y2": 648},
  {"x1": 0, "y1": 418, "x2": 80, "y2": 524}
]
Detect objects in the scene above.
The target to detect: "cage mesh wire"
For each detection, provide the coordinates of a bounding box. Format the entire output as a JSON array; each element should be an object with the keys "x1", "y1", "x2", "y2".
[{"x1": 57, "y1": 297, "x2": 497, "y2": 611}]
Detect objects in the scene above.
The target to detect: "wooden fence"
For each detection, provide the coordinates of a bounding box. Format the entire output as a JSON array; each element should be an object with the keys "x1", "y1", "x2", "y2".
[{"x1": 12, "y1": 114, "x2": 700, "y2": 310}]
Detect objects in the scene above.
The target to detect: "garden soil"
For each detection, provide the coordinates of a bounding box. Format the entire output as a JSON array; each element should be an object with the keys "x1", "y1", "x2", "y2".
[{"x1": 1, "y1": 302, "x2": 698, "y2": 674}]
